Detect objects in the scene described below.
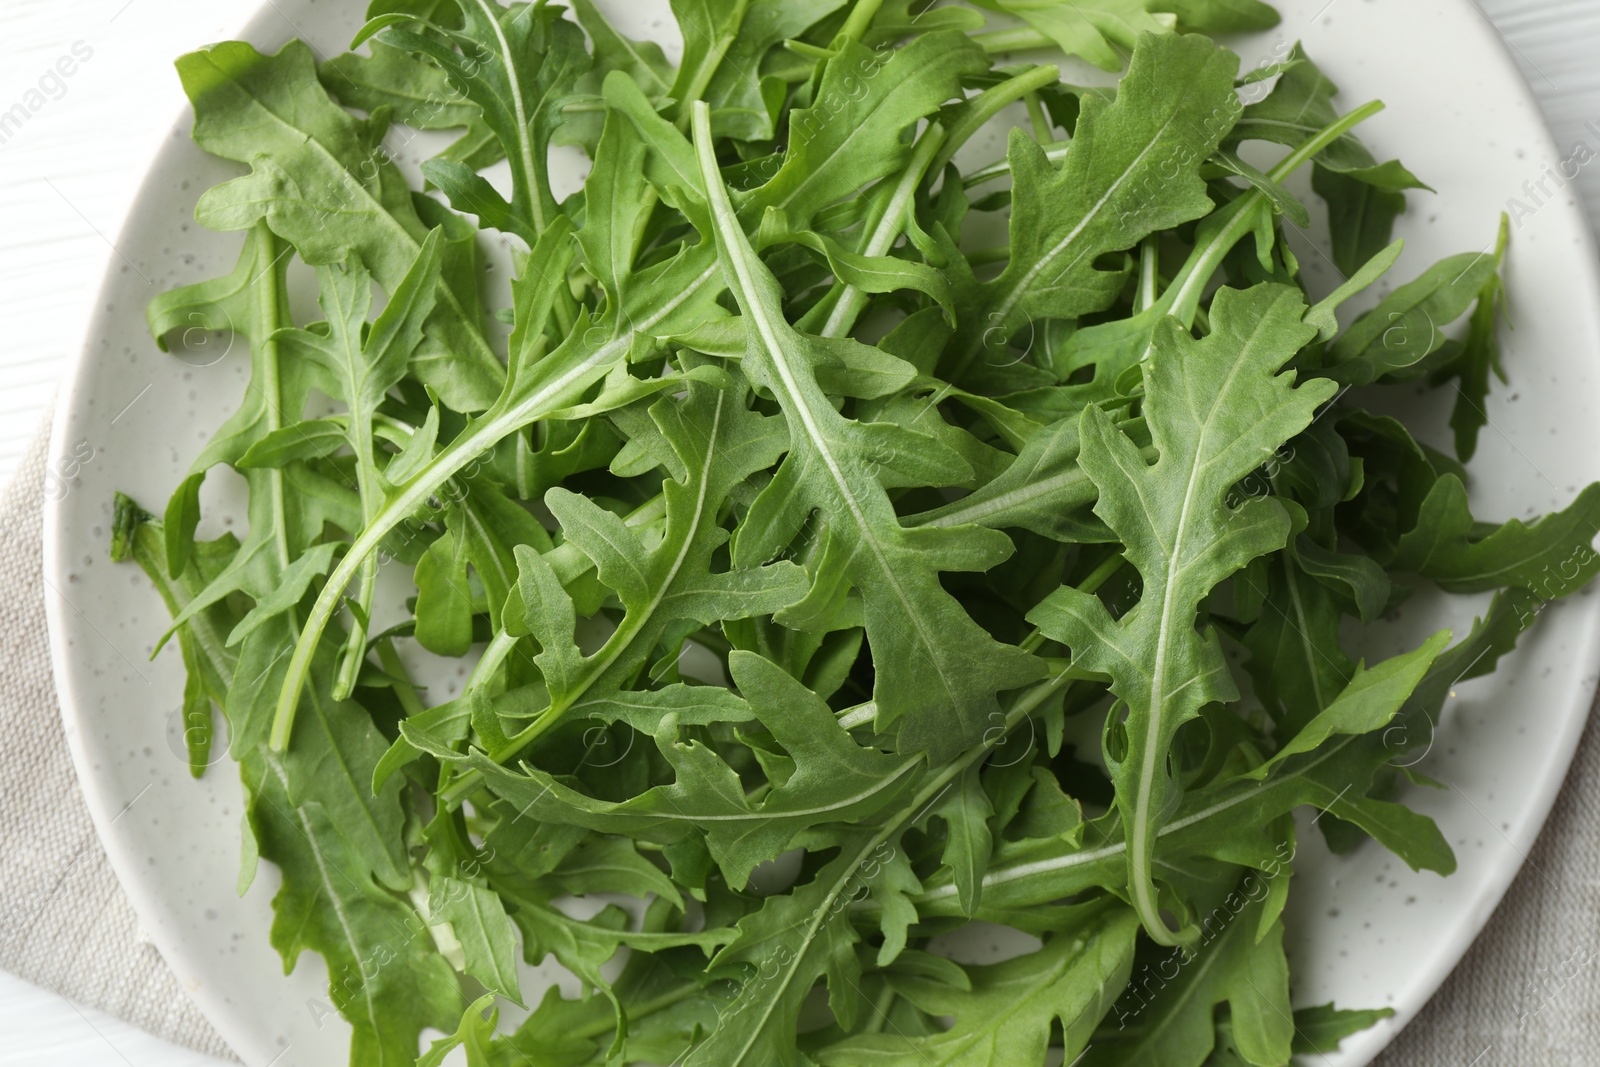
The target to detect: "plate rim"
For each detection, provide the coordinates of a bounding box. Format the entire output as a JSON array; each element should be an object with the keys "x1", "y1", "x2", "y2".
[{"x1": 41, "y1": 2, "x2": 1600, "y2": 1064}]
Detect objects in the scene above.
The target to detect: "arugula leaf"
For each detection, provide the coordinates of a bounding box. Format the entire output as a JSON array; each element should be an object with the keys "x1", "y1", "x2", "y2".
[
  {"x1": 361, "y1": 0, "x2": 589, "y2": 246},
  {"x1": 1245, "y1": 630, "x2": 1449, "y2": 778},
  {"x1": 1314, "y1": 163, "x2": 1408, "y2": 278},
  {"x1": 1028, "y1": 285, "x2": 1335, "y2": 944},
  {"x1": 252, "y1": 788, "x2": 460, "y2": 1066},
  {"x1": 573, "y1": 0, "x2": 674, "y2": 101},
  {"x1": 1390, "y1": 477, "x2": 1600, "y2": 594},
  {"x1": 1084, "y1": 893, "x2": 1293, "y2": 1067},
  {"x1": 1323, "y1": 239, "x2": 1504, "y2": 384},
  {"x1": 697, "y1": 101, "x2": 1046, "y2": 760},
  {"x1": 111, "y1": 497, "x2": 238, "y2": 776},
  {"x1": 747, "y1": 33, "x2": 989, "y2": 229},
  {"x1": 823, "y1": 904, "x2": 1138, "y2": 1065},
  {"x1": 177, "y1": 39, "x2": 504, "y2": 410},
  {"x1": 1229, "y1": 44, "x2": 1424, "y2": 189},
  {"x1": 945, "y1": 31, "x2": 1241, "y2": 381},
  {"x1": 697, "y1": 0, "x2": 850, "y2": 141},
  {"x1": 1238, "y1": 548, "x2": 1355, "y2": 736},
  {"x1": 320, "y1": 39, "x2": 479, "y2": 131},
  {"x1": 146, "y1": 223, "x2": 300, "y2": 577},
  {"x1": 968, "y1": 0, "x2": 1174, "y2": 72},
  {"x1": 1430, "y1": 218, "x2": 1511, "y2": 461},
  {"x1": 417, "y1": 995, "x2": 499, "y2": 1067},
  {"x1": 906, "y1": 416, "x2": 1114, "y2": 542},
  {"x1": 459, "y1": 650, "x2": 919, "y2": 889},
  {"x1": 1288, "y1": 1002, "x2": 1395, "y2": 1055},
  {"x1": 1163, "y1": 0, "x2": 1279, "y2": 32}
]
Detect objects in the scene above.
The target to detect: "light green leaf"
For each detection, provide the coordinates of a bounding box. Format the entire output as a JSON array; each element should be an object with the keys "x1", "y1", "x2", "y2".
[{"x1": 1247, "y1": 630, "x2": 1450, "y2": 779}]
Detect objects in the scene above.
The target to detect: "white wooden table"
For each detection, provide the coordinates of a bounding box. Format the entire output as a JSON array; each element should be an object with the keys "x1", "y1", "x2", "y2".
[{"x1": 2, "y1": 0, "x2": 1598, "y2": 1062}]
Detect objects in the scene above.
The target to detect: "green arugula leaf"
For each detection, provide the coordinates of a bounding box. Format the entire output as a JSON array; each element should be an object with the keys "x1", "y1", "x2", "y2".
[
  {"x1": 945, "y1": 32, "x2": 1241, "y2": 381},
  {"x1": 1288, "y1": 1002, "x2": 1395, "y2": 1055},
  {"x1": 1238, "y1": 548, "x2": 1355, "y2": 736},
  {"x1": 1084, "y1": 894, "x2": 1293, "y2": 1067},
  {"x1": 146, "y1": 223, "x2": 301, "y2": 577},
  {"x1": 417, "y1": 995, "x2": 499, "y2": 1067},
  {"x1": 177, "y1": 39, "x2": 504, "y2": 410},
  {"x1": 251, "y1": 784, "x2": 459, "y2": 1066},
  {"x1": 1430, "y1": 219, "x2": 1510, "y2": 461},
  {"x1": 572, "y1": 0, "x2": 674, "y2": 100},
  {"x1": 695, "y1": 101, "x2": 1044, "y2": 762},
  {"x1": 361, "y1": 0, "x2": 590, "y2": 246},
  {"x1": 931, "y1": 762, "x2": 996, "y2": 916},
  {"x1": 905, "y1": 416, "x2": 1115, "y2": 542},
  {"x1": 697, "y1": 0, "x2": 849, "y2": 141},
  {"x1": 1390, "y1": 477, "x2": 1600, "y2": 595},
  {"x1": 111, "y1": 497, "x2": 239, "y2": 776},
  {"x1": 1027, "y1": 285, "x2": 1335, "y2": 944},
  {"x1": 1314, "y1": 163, "x2": 1408, "y2": 278},
  {"x1": 320, "y1": 39, "x2": 480, "y2": 131},
  {"x1": 968, "y1": 0, "x2": 1174, "y2": 72},
  {"x1": 1323, "y1": 240, "x2": 1504, "y2": 385},
  {"x1": 688, "y1": 831, "x2": 876, "y2": 1066},
  {"x1": 431, "y1": 878, "x2": 523, "y2": 1002},
  {"x1": 817, "y1": 903, "x2": 1139, "y2": 1066},
  {"x1": 1162, "y1": 0, "x2": 1279, "y2": 32},
  {"x1": 460, "y1": 651, "x2": 919, "y2": 889},
  {"x1": 1229, "y1": 44, "x2": 1424, "y2": 189},
  {"x1": 746, "y1": 33, "x2": 989, "y2": 230},
  {"x1": 1246, "y1": 630, "x2": 1449, "y2": 778}
]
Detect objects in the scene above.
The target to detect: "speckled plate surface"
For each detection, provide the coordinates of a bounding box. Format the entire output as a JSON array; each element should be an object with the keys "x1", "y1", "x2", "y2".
[{"x1": 43, "y1": 1, "x2": 1600, "y2": 1064}]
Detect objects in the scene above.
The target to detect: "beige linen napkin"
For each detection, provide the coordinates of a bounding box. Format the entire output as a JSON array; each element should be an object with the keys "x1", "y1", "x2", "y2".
[
  {"x1": 2, "y1": 412, "x2": 1598, "y2": 1065},
  {"x1": 0, "y1": 426, "x2": 234, "y2": 1060}
]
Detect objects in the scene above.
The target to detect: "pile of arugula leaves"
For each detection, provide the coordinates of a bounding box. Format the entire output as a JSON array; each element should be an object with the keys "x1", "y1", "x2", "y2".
[{"x1": 109, "y1": 0, "x2": 1600, "y2": 1063}]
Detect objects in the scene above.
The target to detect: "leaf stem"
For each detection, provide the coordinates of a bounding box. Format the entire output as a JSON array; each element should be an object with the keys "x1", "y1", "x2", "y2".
[
  {"x1": 862, "y1": 983, "x2": 897, "y2": 1034},
  {"x1": 1024, "y1": 91, "x2": 1052, "y2": 141},
  {"x1": 673, "y1": 0, "x2": 751, "y2": 129},
  {"x1": 470, "y1": 629, "x2": 520, "y2": 691},
  {"x1": 1137, "y1": 235, "x2": 1160, "y2": 313},
  {"x1": 1164, "y1": 101, "x2": 1385, "y2": 325},
  {"x1": 929, "y1": 65, "x2": 1060, "y2": 180},
  {"x1": 819, "y1": 124, "x2": 948, "y2": 338},
  {"x1": 971, "y1": 27, "x2": 1054, "y2": 54},
  {"x1": 255, "y1": 227, "x2": 293, "y2": 577},
  {"x1": 836, "y1": 0, "x2": 885, "y2": 46}
]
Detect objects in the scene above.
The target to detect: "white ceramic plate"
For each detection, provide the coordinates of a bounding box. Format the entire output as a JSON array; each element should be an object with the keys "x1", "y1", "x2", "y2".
[{"x1": 44, "y1": 1, "x2": 1600, "y2": 1064}]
